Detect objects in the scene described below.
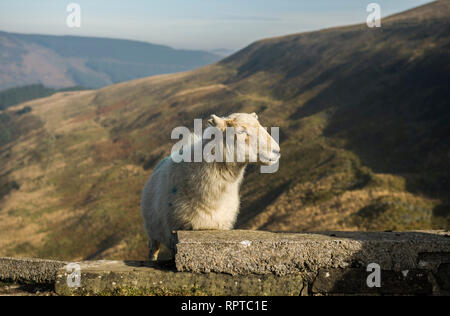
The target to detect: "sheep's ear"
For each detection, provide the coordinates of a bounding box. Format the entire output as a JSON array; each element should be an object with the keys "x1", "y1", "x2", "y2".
[
  {"x1": 208, "y1": 114, "x2": 226, "y2": 130},
  {"x1": 251, "y1": 112, "x2": 258, "y2": 120}
]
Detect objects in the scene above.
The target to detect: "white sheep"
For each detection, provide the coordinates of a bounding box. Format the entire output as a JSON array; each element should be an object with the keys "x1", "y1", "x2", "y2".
[{"x1": 141, "y1": 112, "x2": 280, "y2": 260}]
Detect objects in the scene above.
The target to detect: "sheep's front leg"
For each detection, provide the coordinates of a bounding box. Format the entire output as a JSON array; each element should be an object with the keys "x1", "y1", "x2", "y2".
[{"x1": 148, "y1": 240, "x2": 161, "y2": 261}]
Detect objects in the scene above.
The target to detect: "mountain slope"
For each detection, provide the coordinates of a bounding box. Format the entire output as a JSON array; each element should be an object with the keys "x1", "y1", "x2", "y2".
[
  {"x1": 0, "y1": 0, "x2": 449, "y2": 260},
  {"x1": 0, "y1": 32, "x2": 220, "y2": 90},
  {"x1": 0, "y1": 84, "x2": 88, "y2": 111}
]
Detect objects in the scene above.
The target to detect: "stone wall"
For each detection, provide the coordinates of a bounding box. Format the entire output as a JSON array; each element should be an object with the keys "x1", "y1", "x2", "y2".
[{"x1": 1, "y1": 230, "x2": 449, "y2": 296}]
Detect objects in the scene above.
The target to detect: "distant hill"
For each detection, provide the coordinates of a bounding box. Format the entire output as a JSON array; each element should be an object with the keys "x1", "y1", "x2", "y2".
[
  {"x1": 0, "y1": 0, "x2": 448, "y2": 261},
  {"x1": 209, "y1": 48, "x2": 236, "y2": 57},
  {"x1": 0, "y1": 32, "x2": 220, "y2": 90},
  {"x1": 0, "y1": 84, "x2": 88, "y2": 111}
]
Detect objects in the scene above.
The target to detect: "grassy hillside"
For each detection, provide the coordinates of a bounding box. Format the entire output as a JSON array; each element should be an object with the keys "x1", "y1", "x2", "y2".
[
  {"x1": 0, "y1": 32, "x2": 220, "y2": 90},
  {"x1": 0, "y1": 84, "x2": 88, "y2": 111},
  {"x1": 0, "y1": 0, "x2": 449, "y2": 261}
]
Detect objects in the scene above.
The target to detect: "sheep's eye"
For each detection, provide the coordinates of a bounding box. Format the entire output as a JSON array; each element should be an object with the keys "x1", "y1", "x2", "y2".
[{"x1": 236, "y1": 127, "x2": 246, "y2": 134}]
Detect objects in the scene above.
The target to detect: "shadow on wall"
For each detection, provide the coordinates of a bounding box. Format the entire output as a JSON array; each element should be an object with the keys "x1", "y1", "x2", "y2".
[{"x1": 304, "y1": 231, "x2": 450, "y2": 296}]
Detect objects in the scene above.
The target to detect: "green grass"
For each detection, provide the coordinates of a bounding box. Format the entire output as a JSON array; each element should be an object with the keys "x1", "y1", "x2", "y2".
[
  {"x1": 0, "y1": 180, "x2": 20, "y2": 200},
  {"x1": 0, "y1": 84, "x2": 88, "y2": 111},
  {"x1": 6, "y1": 242, "x2": 36, "y2": 257},
  {"x1": 349, "y1": 197, "x2": 434, "y2": 231}
]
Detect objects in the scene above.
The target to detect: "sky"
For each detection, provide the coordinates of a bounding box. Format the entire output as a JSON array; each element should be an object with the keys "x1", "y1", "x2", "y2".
[{"x1": 0, "y1": 0, "x2": 434, "y2": 51}]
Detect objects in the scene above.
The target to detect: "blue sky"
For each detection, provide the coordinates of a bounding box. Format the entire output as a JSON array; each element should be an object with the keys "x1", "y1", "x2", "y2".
[{"x1": 0, "y1": 0, "x2": 433, "y2": 50}]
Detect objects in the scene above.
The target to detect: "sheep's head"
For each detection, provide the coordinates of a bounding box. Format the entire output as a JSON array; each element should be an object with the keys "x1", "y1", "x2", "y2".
[{"x1": 207, "y1": 112, "x2": 280, "y2": 166}]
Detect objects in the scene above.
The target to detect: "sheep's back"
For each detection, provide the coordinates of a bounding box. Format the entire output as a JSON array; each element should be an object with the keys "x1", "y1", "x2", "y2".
[{"x1": 141, "y1": 156, "x2": 174, "y2": 243}]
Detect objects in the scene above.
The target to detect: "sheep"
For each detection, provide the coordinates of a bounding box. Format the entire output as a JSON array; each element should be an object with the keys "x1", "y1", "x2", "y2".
[{"x1": 141, "y1": 112, "x2": 280, "y2": 260}]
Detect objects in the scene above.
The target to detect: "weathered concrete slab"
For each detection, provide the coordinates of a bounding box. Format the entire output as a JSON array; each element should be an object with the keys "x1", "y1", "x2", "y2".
[
  {"x1": 311, "y1": 268, "x2": 433, "y2": 295},
  {"x1": 0, "y1": 257, "x2": 67, "y2": 284},
  {"x1": 175, "y1": 230, "x2": 450, "y2": 276},
  {"x1": 2, "y1": 230, "x2": 449, "y2": 295},
  {"x1": 54, "y1": 260, "x2": 304, "y2": 296}
]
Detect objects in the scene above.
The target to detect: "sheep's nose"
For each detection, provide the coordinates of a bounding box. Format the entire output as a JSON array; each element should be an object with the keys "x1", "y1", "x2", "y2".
[{"x1": 272, "y1": 149, "x2": 280, "y2": 155}]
